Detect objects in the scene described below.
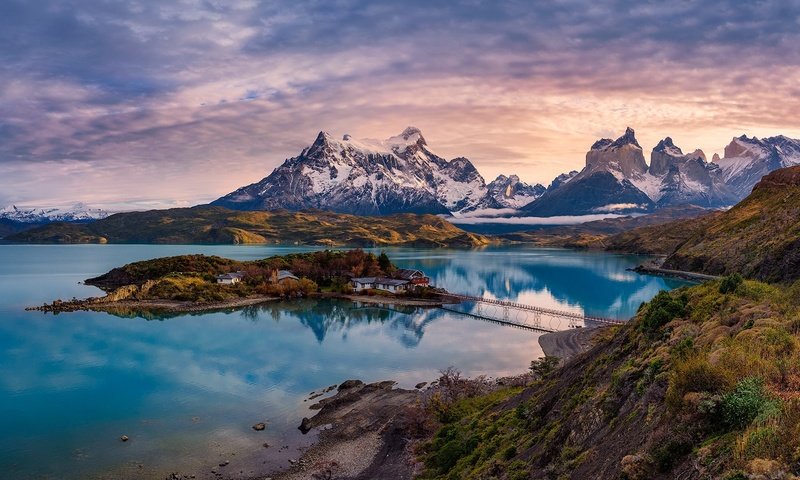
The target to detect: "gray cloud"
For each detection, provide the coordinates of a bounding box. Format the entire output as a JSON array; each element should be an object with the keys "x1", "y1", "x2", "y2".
[{"x1": 1, "y1": 0, "x2": 799, "y2": 208}]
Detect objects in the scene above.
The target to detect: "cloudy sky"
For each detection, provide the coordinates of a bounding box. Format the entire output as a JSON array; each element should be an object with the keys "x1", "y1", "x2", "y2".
[{"x1": 1, "y1": 0, "x2": 799, "y2": 210}]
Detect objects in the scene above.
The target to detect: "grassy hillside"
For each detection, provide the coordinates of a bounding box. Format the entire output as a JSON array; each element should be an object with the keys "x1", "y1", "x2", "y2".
[
  {"x1": 660, "y1": 167, "x2": 800, "y2": 283},
  {"x1": 415, "y1": 277, "x2": 800, "y2": 479},
  {"x1": 499, "y1": 205, "x2": 711, "y2": 251},
  {"x1": 7, "y1": 206, "x2": 490, "y2": 247},
  {"x1": 603, "y1": 212, "x2": 720, "y2": 255}
]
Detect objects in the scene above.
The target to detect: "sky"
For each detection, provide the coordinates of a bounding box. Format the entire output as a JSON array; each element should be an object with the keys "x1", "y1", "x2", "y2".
[{"x1": 1, "y1": 0, "x2": 799, "y2": 210}]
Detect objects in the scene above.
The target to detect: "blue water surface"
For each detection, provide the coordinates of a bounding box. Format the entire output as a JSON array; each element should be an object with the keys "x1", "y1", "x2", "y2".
[{"x1": 0, "y1": 245, "x2": 687, "y2": 479}]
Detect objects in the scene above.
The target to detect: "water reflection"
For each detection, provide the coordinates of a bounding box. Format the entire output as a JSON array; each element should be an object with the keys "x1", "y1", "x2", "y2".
[
  {"x1": 385, "y1": 247, "x2": 688, "y2": 319},
  {"x1": 0, "y1": 245, "x2": 689, "y2": 479}
]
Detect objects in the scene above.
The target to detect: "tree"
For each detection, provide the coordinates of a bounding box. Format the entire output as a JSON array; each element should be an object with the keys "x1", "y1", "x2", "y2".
[
  {"x1": 378, "y1": 251, "x2": 392, "y2": 272},
  {"x1": 530, "y1": 356, "x2": 560, "y2": 378}
]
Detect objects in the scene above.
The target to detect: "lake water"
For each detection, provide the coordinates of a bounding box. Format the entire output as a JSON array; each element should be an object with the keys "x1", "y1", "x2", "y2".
[{"x1": 0, "y1": 245, "x2": 688, "y2": 479}]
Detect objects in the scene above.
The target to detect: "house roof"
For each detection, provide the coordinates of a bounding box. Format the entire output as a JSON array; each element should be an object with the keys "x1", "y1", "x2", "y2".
[
  {"x1": 277, "y1": 270, "x2": 299, "y2": 281},
  {"x1": 395, "y1": 268, "x2": 425, "y2": 280},
  {"x1": 374, "y1": 277, "x2": 409, "y2": 286},
  {"x1": 351, "y1": 277, "x2": 377, "y2": 284},
  {"x1": 216, "y1": 272, "x2": 244, "y2": 280}
]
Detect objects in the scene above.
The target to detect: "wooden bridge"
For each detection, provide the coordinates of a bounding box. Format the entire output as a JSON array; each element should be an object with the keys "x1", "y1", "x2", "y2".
[{"x1": 444, "y1": 293, "x2": 626, "y2": 333}]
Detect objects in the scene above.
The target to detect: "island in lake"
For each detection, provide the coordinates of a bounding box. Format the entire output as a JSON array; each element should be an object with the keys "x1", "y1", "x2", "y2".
[{"x1": 30, "y1": 249, "x2": 455, "y2": 315}]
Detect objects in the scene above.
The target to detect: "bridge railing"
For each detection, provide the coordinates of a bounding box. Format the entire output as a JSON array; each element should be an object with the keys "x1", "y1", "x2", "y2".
[{"x1": 448, "y1": 293, "x2": 626, "y2": 326}]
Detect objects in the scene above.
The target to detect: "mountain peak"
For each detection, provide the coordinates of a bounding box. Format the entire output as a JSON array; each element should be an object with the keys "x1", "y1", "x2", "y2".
[
  {"x1": 654, "y1": 137, "x2": 683, "y2": 156},
  {"x1": 389, "y1": 126, "x2": 427, "y2": 147},
  {"x1": 306, "y1": 131, "x2": 337, "y2": 156},
  {"x1": 401, "y1": 126, "x2": 422, "y2": 138},
  {"x1": 590, "y1": 127, "x2": 640, "y2": 151},
  {"x1": 610, "y1": 127, "x2": 640, "y2": 149}
]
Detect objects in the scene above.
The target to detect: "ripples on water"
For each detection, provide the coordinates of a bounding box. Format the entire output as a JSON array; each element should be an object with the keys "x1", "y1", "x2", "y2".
[{"x1": 0, "y1": 245, "x2": 688, "y2": 479}]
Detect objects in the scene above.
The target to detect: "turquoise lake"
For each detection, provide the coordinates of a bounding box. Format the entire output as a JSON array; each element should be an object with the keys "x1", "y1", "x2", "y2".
[{"x1": 0, "y1": 245, "x2": 688, "y2": 479}]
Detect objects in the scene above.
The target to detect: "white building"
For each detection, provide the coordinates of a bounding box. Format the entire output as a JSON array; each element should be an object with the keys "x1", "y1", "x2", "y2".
[
  {"x1": 216, "y1": 272, "x2": 244, "y2": 285},
  {"x1": 351, "y1": 276, "x2": 410, "y2": 293}
]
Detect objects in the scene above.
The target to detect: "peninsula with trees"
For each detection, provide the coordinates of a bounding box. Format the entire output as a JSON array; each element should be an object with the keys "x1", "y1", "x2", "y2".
[{"x1": 29, "y1": 249, "x2": 449, "y2": 315}]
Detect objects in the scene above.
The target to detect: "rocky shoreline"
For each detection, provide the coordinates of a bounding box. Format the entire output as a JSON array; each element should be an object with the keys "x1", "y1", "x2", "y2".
[
  {"x1": 270, "y1": 380, "x2": 421, "y2": 480},
  {"x1": 538, "y1": 326, "x2": 606, "y2": 360},
  {"x1": 630, "y1": 259, "x2": 720, "y2": 282},
  {"x1": 247, "y1": 328, "x2": 604, "y2": 480}
]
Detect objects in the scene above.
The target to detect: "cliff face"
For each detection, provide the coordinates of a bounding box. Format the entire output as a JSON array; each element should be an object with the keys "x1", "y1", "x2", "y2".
[{"x1": 584, "y1": 127, "x2": 649, "y2": 178}]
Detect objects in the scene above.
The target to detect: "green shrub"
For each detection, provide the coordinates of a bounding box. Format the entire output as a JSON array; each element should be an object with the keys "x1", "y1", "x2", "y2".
[
  {"x1": 640, "y1": 291, "x2": 689, "y2": 337},
  {"x1": 503, "y1": 445, "x2": 517, "y2": 460},
  {"x1": 667, "y1": 353, "x2": 728, "y2": 409},
  {"x1": 671, "y1": 337, "x2": 695, "y2": 358},
  {"x1": 719, "y1": 273, "x2": 743, "y2": 294},
  {"x1": 432, "y1": 439, "x2": 464, "y2": 472},
  {"x1": 720, "y1": 377, "x2": 779, "y2": 430},
  {"x1": 651, "y1": 439, "x2": 692, "y2": 472},
  {"x1": 530, "y1": 356, "x2": 560, "y2": 378}
]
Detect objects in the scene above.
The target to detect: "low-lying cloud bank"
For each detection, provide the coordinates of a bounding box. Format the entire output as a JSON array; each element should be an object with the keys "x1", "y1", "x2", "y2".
[{"x1": 448, "y1": 213, "x2": 625, "y2": 225}]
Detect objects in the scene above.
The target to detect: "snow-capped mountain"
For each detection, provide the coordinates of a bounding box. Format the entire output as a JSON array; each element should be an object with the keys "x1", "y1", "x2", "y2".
[
  {"x1": 715, "y1": 135, "x2": 800, "y2": 196},
  {"x1": 214, "y1": 127, "x2": 507, "y2": 215},
  {"x1": 213, "y1": 125, "x2": 800, "y2": 219},
  {"x1": 522, "y1": 128, "x2": 762, "y2": 216},
  {"x1": 646, "y1": 137, "x2": 737, "y2": 207},
  {"x1": 522, "y1": 128, "x2": 655, "y2": 216},
  {"x1": 0, "y1": 203, "x2": 109, "y2": 223},
  {"x1": 464, "y1": 175, "x2": 546, "y2": 212},
  {"x1": 548, "y1": 170, "x2": 579, "y2": 190}
]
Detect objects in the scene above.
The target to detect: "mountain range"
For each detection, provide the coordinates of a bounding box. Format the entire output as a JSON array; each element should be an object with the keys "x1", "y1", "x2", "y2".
[
  {"x1": 4, "y1": 127, "x2": 799, "y2": 234},
  {"x1": 0, "y1": 203, "x2": 110, "y2": 238},
  {"x1": 214, "y1": 127, "x2": 800, "y2": 218},
  {"x1": 212, "y1": 127, "x2": 545, "y2": 216},
  {"x1": 0, "y1": 203, "x2": 109, "y2": 223}
]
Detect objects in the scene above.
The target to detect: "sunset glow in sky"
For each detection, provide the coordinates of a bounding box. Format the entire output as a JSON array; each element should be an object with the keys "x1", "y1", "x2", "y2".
[{"x1": 2, "y1": 0, "x2": 800, "y2": 209}]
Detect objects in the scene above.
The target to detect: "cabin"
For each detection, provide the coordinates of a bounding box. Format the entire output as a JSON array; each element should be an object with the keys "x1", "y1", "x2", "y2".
[
  {"x1": 270, "y1": 270, "x2": 299, "y2": 284},
  {"x1": 351, "y1": 268, "x2": 430, "y2": 293},
  {"x1": 216, "y1": 272, "x2": 244, "y2": 285},
  {"x1": 351, "y1": 277, "x2": 376, "y2": 291},
  {"x1": 374, "y1": 277, "x2": 410, "y2": 293},
  {"x1": 394, "y1": 268, "x2": 430, "y2": 286},
  {"x1": 351, "y1": 276, "x2": 410, "y2": 293}
]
